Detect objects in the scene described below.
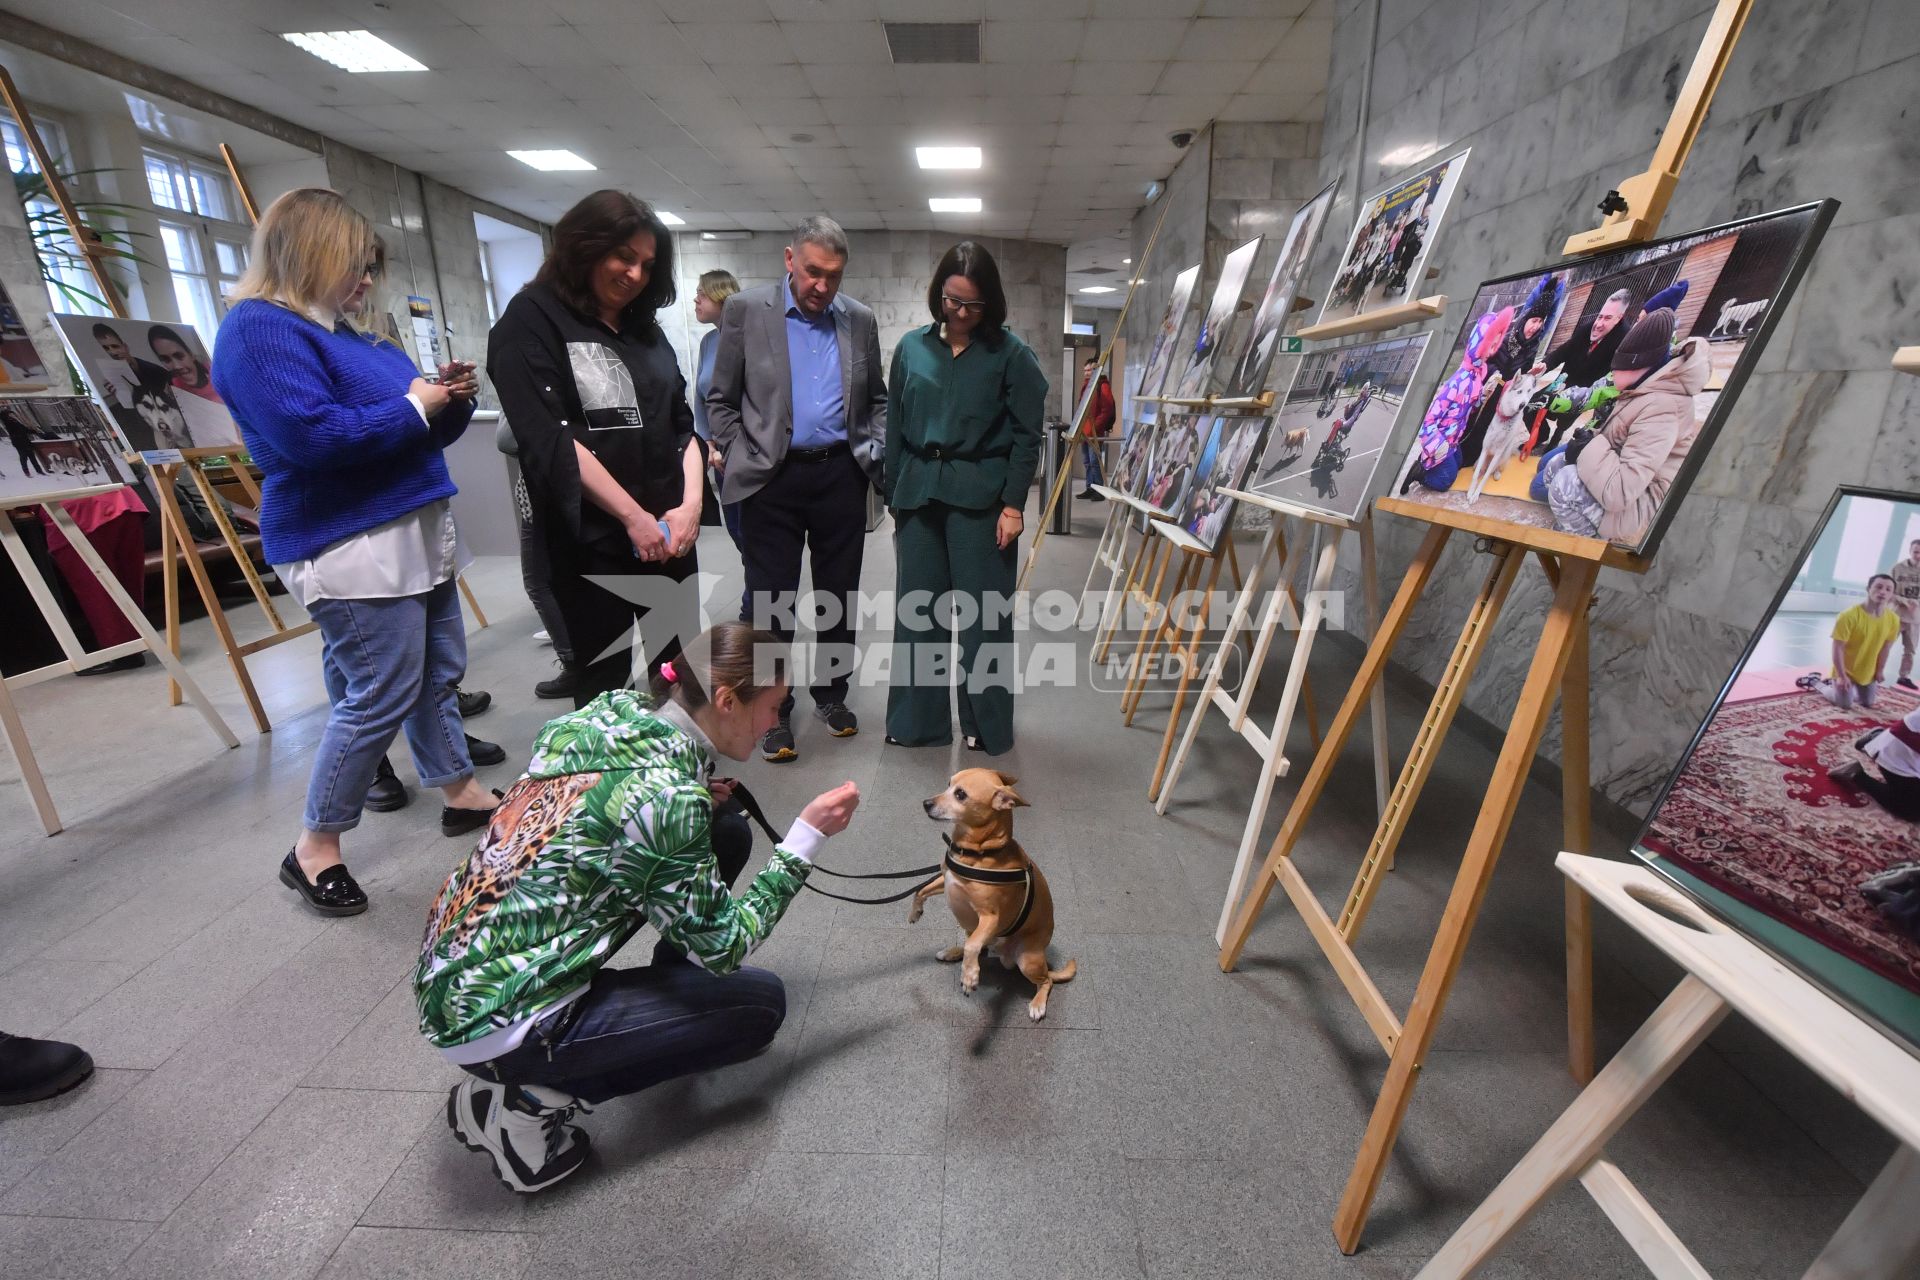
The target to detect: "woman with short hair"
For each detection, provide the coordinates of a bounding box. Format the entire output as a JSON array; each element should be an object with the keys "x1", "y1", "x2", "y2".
[
  {"x1": 884, "y1": 241, "x2": 1047, "y2": 754},
  {"x1": 693, "y1": 267, "x2": 743, "y2": 549},
  {"x1": 487, "y1": 189, "x2": 704, "y2": 708},
  {"x1": 213, "y1": 187, "x2": 501, "y2": 917}
]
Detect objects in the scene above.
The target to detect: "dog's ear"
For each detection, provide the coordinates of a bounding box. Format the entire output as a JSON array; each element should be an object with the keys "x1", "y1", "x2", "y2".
[
  {"x1": 994, "y1": 772, "x2": 1018, "y2": 787},
  {"x1": 991, "y1": 785, "x2": 1028, "y2": 811}
]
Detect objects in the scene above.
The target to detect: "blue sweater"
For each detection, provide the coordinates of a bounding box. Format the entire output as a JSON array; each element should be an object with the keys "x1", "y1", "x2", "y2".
[{"x1": 212, "y1": 298, "x2": 472, "y2": 564}]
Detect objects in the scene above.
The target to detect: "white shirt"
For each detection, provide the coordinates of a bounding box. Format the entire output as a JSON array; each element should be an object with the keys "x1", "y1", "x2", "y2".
[
  {"x1": 1866, "y1": 706, "x2": 1920, "y2": 781},
  {"x1": 272, "y1": 304, "x2": 467, "y2": 606}
]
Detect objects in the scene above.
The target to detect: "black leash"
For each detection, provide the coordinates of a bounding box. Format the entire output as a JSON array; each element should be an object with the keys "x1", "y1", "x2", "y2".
[{"x1": 727, "y1": 780, "x2": 944, "y2": 905}]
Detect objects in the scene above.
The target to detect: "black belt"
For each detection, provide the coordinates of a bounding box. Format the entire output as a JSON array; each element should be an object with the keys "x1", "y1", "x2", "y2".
[
  {"x1": 784, "y1": 441, "x2": 850, "y2": 464},
  {"x1": 906, "y1": 440, "x2": 993, "y2": 463}
]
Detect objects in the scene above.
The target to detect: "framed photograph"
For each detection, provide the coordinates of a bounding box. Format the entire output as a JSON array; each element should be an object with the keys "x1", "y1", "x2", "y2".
[
  {"x1": 1638, "y1": 486, "x2": 1920, "y2": 1054},
  {"x1": 1173, "y1": 236, "x2": 1263, "y2": 400},
  {"x1": 1177, "y1": 413, "x2": 1270, "y2": 552},
  {"x1": 0, "y1": 279, "x2": 50, "y2": 389},
  {"x1": 1112, "y1": 418, "x2": 1159, "y2": 497},
  {"x1": 1139, "y1": 413, "x2": 1209, "y2": 517},
  {"x1": 1223, "y1": 179, "x2": 1340, "y2": 400},
  {"x1": 1317, "y1": 147, "x2": 1469, "y2": 327},
  {"x1": 1135, "y1": 264, "x2": 1201, "y2": 403},
  {"x1": 51, "y1": 313, "x2": 243, "y2": 459},
  {"x1": 1389, "y1": 199, "x2": 1836, "y2": 558},
  {"x1": 0, "y1": 395, "x2": 131, "y2": 507},
  {"x1": 1251, "y1": 333, "x2": 1433, "y2": 522}
]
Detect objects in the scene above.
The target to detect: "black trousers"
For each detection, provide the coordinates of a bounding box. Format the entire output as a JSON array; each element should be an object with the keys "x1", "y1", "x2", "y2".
[
  {"x1": 739, "y1": 446, "x2": 869, "y2": 713},
  {"x1": 547, "y1": 535, "x2": 698, "y2": 710}
]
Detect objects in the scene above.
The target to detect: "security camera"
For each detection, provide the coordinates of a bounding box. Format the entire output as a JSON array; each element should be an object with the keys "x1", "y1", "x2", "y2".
[{"x1": 1169, "y1": 129, "x2": 1195, "y2": 149}]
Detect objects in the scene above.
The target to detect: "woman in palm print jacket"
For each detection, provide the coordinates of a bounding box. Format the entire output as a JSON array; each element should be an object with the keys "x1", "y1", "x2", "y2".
[{"x1": 415, "y1": 623, "x2": 861, "y2": 1193}]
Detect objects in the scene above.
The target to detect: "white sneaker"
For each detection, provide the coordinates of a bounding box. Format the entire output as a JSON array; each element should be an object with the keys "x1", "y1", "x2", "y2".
[
  {"x1": 447, "y1": 1076, "x2": 591, "y2": 1193},
  {"x1": 533, "y1": 629, "x2": 551, "y2": 645}
]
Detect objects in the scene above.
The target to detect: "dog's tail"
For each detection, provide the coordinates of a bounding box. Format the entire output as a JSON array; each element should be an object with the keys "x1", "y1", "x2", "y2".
[{"x1": 1049, "y1": 958, "x2": 1078, "y2": 984}]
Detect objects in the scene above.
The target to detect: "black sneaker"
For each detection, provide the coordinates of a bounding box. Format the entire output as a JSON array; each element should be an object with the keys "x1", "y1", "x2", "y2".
[
  {"x1": 815, "y1": 703, "x2": 858, "y2": 737},
  {"x1": 1900, "y1": 677, "x2": 1918, "y2": 691},
  {"x1": 442, "y1": 789, "x2": 505, "y2": 837},
  {"x1": 535, "y1": 666, "x2": 577, "y2": 701},
  {"x1": 1084, "y1": 488, "x2": 1106, "y2": 502},
  {"x1": 278, "y1": 849, "x2": 368, "y2": 917},
  {"x1": 365, "y1": 757, "x2": 409, "y2": 812},
  {"x1": 447, "y1": 1076, "x2": 591, "y2": 1194},
  {"x1": 75, "y1": 652, "x2": 145, "y2": 676},
  {"x1": 0, "y1": 1031, "x2": 94, "y2": 1105},
  {"x1": 466, "y1": 735, "x2": 506, "y2": 767},
  {"x1": 457, "y1": 687, "x2": 492, "y2": 719},
  {"x1": 761, "y1": 715, "x2": 797, "y2": 763}
]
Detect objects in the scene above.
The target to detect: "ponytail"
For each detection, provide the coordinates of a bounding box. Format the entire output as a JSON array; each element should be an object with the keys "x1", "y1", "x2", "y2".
[{"x1": 647, "y1": 621, "x2": 788, "y2": 712}]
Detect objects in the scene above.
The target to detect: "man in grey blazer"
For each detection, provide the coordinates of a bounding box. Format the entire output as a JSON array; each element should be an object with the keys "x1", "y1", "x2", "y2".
[{"x1": 706, "y1": 215, "x2": 887, "y2": 761}]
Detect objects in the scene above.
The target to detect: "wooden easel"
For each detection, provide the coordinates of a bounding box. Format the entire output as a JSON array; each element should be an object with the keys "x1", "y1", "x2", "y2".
[
  {"x1": 1, "y1": 485, "x2": 238, "y2": 834},
  {"x1": 1155, "y1": 490, "x2": 1390, "y2": 942},
  {"x1": 1218, "y1": 503, "x2": 1647, "y2": 1251},
  {"x1": 1418, "y1": 854, "x2": 1920, "y2": 1279},
  {"x1": 1116, "y1": 520, "x2": 1242, "y2": 725},
  {"x1": 1075, "y1": 412, "x2": 1165, "y2": 636}
]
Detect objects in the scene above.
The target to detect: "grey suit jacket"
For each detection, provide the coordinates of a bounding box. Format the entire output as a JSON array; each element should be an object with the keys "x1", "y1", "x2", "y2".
[{"x1": 704, "y1": 281, "x2": 887, "y2": 503}]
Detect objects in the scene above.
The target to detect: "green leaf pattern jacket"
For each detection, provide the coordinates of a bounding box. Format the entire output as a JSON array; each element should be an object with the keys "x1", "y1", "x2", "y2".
[{"x1": 413, "y1": 691, "x2": 811, "y2": 1051}]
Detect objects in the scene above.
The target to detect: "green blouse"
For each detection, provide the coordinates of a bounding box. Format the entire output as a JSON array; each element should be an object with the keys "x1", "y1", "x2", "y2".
[{"x1": 884, "y1": 323, "x2": 1048, "y2": 513}]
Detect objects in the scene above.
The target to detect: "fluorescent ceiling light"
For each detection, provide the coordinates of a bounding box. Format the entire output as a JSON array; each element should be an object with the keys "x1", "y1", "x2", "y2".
[
  {"x1": 281, "y1": 30, "x2": 427, "y2": 73},
  {"x1": 1078, "y1": 286, "x2": 1117, "y2": 294},
  {"x1": 1122, "y1": 257, "x2": 1132, "y2": 264},
  {"x1": 508, "y1": 149, "x2": 596, "y2": 171},
  {"x1": 701, "y1": 230, "x2": 751, "y2": 241},
  {"x1": 928, "y1": 196, "x2": 981, "y2": 213},
  {"x1": 656, "y1": 211, "x2": 686, "y2": 226},
  {"x1": 916, "y1": 146, "x2": 981, "y2": 170}
]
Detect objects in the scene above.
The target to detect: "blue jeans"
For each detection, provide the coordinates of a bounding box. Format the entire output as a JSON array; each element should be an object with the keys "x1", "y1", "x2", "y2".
[
  {"x1": 1080, "y1": 437, "x2": 1104, "y2": 488},
  {"x1": 305, "y1": 578, "x2": 472, "y2": 832}
]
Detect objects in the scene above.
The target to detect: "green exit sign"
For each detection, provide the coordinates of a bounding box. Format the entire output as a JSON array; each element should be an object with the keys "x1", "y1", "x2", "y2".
[{"x1": 1278, "y1": 337, "x2": 1303, "y2": 354}]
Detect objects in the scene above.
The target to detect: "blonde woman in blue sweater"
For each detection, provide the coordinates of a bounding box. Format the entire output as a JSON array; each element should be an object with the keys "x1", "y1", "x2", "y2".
[{"x1": 214, "y1": 188, "x2": 501, "y2": 916}]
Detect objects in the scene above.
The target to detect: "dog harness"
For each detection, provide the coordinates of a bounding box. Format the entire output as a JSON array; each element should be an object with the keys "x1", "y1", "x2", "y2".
[{"x1": 943, "y1": 833, "x2": 1035, "y2": 938}]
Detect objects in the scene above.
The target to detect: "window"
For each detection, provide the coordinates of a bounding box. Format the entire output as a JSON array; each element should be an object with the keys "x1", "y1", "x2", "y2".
[
  {"x1": 476, "y1": 239, "x2": 499, "y2": 327},
  {"x1": 141, "y1": 144, "x2": 251, "y2": 342},
  {"x1": 0, "y1": 113, "x2": 108, "y2": 316},
  {"x1": 142, "y1": 149, "x2": 235, "y2": 221}
]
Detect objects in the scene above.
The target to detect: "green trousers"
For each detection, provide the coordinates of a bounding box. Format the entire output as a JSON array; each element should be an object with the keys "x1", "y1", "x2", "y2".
[{"x1": 886, "y1": 501, "x2": 1018, "y2": 754}]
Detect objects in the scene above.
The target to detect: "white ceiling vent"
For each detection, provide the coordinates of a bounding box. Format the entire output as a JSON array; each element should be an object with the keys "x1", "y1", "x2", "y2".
[{"x1": 883, "y1": 22, "x2": 982, "y2": 64}]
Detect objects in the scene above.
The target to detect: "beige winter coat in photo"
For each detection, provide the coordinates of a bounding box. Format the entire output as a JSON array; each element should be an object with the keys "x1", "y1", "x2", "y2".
[{"x1": 1574, "y1": 335, "x2": 1708, "y2": 544}]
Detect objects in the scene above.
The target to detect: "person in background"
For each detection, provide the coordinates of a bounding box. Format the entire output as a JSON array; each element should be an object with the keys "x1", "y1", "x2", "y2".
[
  {"x1": 149, "y1": 324, "x2": 223, "y2": 404},
  {"x1": 706, "y1": 216, "x2": 887, "y2": 762},
  {"x1": 1796, "y1": 573, "x2": 1902, "y2": 712},
  {"x1": 214, "y1": 187, "x2": 502, "y2": 917},
  {"x1": 1074, "y1": 354, "x2": 1115, "y2": 502},
  {"x1": 488, "y1": 189, "x2": 704, "y2": 709},
  {"x1": 884, "y1": 241, "x2": 1047, "y2": 755},
  {"x1": 38, "y1": 481, "x2": 151, "y2": 675},
  {"x1": 1888, "y1": 537, "x2": 1920, "y2": 691},
  {"x1": 692, "y1": 268, "x2": 743, "y2": 551},
  {"x1": 497, "y1": 414, "x2": 577, "y2": 701},
  {"x1": 1832, "y1": 702, "x2": 1920, "y2": 824},
  {"x1": 416, "y1": 622, "x2": 860, "y2": 1193}
]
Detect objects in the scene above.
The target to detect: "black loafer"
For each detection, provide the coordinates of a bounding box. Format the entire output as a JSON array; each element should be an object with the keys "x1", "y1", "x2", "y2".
[
  {"x1": 365, "y1": 757, "x2": 409, "y2": 812},
  {"x1": 442, "y1": 789, "x2": 505, "y2": 837},
  {"x1": 75, "y1": 652, "x2": 146, "y2": 676},
  {"x1": 457, "y1": 687, "x2": 492, "y2": 719},
  {"x1": 279, "y1": 850, "x2": 368, "y2": 916},
  {"x1": 466, "y1": 735, "x2": 506, "y2": 767},
  {"x1": 0, "y1": 1031, "x2": 94, "y2": 1105}
]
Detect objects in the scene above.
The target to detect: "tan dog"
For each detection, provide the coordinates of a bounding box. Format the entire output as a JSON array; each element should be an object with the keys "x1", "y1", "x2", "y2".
[{"x1": 909, "y1": 769, "x2": 1077, "y2": 1020}]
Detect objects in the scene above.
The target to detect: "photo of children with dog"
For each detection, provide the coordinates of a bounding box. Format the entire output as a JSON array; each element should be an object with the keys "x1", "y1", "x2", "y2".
[
  {"x1": 1111, "y1": 417, "x2": 1159, "y2": 497},
  {"x1": 1139, "y1": 413, "x2": 1206, "y2": 516},
  {"x1": 1317, "y1": 147, "x2": 1468, "y2": 326},
  {"x1": 1178, "y1": 413, "x2": 1269, "y2": 551},
  {"x1": 1641, "y1": 490, "x2": 1920, "y2": 1042},
  {"x1": 1390, "y1": 201, "x2": 1832, "y2": 557},
  {"x1": 1251, "y1": 333, "x2": 1431, "y2": 522}
]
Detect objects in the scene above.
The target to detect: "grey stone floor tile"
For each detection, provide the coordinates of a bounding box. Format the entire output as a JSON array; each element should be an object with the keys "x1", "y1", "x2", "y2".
[
  {"x1": 940, "y1": 1154, "x2": 1146, "y2": 1280},
  {"x1": 564, "y1": 1031, "x2": 802, "y2": 1173},
  {"x1": 0, "y1": 1214, "x2": 155, "y2": 1280},
  {"x1": 303, "y1": 978, "x2": 461, "y2": 1094},
  {"x1": 770, "y1": 1013, "x2": 951, "y2": 1155},
  {"x1": 942, "y1": 1025, "x2": 1122, "y2": 1160},
  {"x1": 526, "y1": 1160, "x2": 757, "y2": 1257},
  {"x1": 726, "y1": 1152, "x2": 941, "y2": 1280},
  {"x1": 315, "y1": 1226, "x2": 538, "y2": 1280},
  {"x1": 118, "y1": 1087, "x2": 440, "y2": 1280},
  {"x1": 808, "y1": 923, "x2": 1097, "y2": 1029},
  {"x1": 356, "y1": 1105, "x2": 535, "y2": 1233},
  {"x1": 0, "y1": 1068, "x2": 144, "y2": 1197},
  {"x1": 0, "y1": 960, "x2": 139, "y2": 1038}
]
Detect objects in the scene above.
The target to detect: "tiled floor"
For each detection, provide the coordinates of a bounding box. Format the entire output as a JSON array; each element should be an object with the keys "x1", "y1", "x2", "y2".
[{"x1": 0, "y1": 505, "x2": 1893, "y2": 1279}]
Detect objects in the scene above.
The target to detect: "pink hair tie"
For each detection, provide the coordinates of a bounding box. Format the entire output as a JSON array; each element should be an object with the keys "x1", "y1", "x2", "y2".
[{"x1": 660, "y1": 661, "x2": 678, "y2": 684}]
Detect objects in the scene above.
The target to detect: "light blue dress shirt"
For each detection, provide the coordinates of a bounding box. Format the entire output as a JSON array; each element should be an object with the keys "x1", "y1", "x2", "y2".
[{"x1": 783, "y1": 275, "x2": 846, "y2": 449}]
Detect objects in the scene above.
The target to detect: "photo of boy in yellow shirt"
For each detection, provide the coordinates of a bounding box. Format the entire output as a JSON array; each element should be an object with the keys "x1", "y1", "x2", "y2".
[{"x1": 1796, "y1": 574, "x2": 1902, "y2": 710}]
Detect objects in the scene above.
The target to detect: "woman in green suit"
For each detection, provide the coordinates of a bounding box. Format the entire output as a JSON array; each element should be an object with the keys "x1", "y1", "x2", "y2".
[{"x1": 884, "y1": 242, "x2": 1048, "y2": 754}]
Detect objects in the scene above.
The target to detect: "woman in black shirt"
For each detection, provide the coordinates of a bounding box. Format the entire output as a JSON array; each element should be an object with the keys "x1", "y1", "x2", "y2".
[{"x1": 488, "y1": 191, "x2": 703, "y2": 707}]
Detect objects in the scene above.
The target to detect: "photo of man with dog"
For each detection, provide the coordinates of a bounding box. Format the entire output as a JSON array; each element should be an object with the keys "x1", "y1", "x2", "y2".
[
  {"x1": 52, "y1": 313, "x2": 244, "y2": 456},
  {"x1": 1640, "y1": 490, "x2": 1920, "y2": 1039},
  {"x1": 1390, "y1": 202, "x2": 1831, "y2": 555},
  {"x1": 1252, "y1": 333, "x2": 1430, "y2": 522}
]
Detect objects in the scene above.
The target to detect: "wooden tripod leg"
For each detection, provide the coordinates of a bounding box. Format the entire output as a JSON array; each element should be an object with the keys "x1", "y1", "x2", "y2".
[
  {"x1": 153, "y1": 475, "x2": 272, "y2": 734},
  {"x1": 1119, "y1": 539, "x2": 1176, "y2": 716},
  {"x1": 1564, "y1": 594, "x2": 1596, "y2": 1084},
  {"x1": 1123, "y1": 548, "x2": 1189, "y2": 722},
  {"x1": 1149, "y1": 546, "x2": 1228, "y2": 792},
  {"x1": 185, "y1": 460, "x2": 284, "y2": 631},
  {"x1": 1412, "y1": 975, "x2": 1727, "y2": 1279},
  {"x1": 227, "y1": 459, "x2": 264, "y2": 507},
  {"x1": 46, "y1": 505, "x2": 238, "y2": 750},
  {"x1": 0, "y1": 663, "x2": 60, "y2": 834},
  {"x1": 1337, "y1": 544, "x2": 1525, "y2": 944},
  {"x1": 1095, "y1": 526, "x2": 1151, "y2": 663},
  {"x1": 1077, "y1": 504, "x2": 1124, "y2": 623},
  {"x1": 1332, "y1": 555, "x2": 1603, "y2": 1254},
  {"x1": 160, "y1": 469, "x2": 182, "y2": 706},
  {"x1": 1219, "y1": 523, "x2": 1453, "y2": 971},
  {"x1": 1237, "y1": 522, "x2": 1300, "y2": 730},
  {"x1": 1360, "y1": 517, "x2": 1390, "y2": 823},
  {"x1": 1803, "y1": 1144, "x2": 1920, "y2": 1279},
  {"x1": 457, "y1": 574, "x2": 489, "y2": 628}
]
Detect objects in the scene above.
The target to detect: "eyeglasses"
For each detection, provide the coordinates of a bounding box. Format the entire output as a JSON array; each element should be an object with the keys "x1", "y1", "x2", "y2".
[{"x1": 941, "y1": 294, "x2": 986, "y2": 314}]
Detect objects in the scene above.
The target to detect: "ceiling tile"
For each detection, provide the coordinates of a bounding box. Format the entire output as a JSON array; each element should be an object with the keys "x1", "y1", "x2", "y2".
[
  {"x1": 1062, "y1": 92, "x2": 1146, "y2": 123},
  {"x1": 653, "y1": 0, "x2": 774, "y2": 18},
  {"x1": 1068, "y1": 61, "x2": 1166, "y2": 95},
  {"x1": 980, "y1": 20, "x2": 1086, "y2": 63},
  {"x1": 803, "y1": 62, "x2": 898, "y2": 97},
  {"x1": 712, "y1": 63, "x2": 816, "y2": 96},
  {"x1": 569, "y1": 20, "x2": 699, "y2": 66},
  {"x1": 766, "y1": 0, "x2": 882, "y2": 19},
  {"x1": 740, "y1": 97, "x2": 832, "y2": 125},
  {"x1": 675, "y1": 21, "x2": 795, "y2": 63},
  {"x1": 779, "y1": 20, "x2": 893, "y2": 63},
  {"x1": 1079, "y1": 18, "x2": 1191, "y2": 61},
  {"x1": 1176, "y1": 17, "x2": 1287, "y2": 62},
  {"x1": 1135, "y1": 91, "x2": 1234, "y2": 124}
]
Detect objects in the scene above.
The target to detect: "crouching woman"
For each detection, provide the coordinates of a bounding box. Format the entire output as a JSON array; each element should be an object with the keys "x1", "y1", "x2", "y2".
[{"x1": 413, "y1": 622, "x2": 859, "y2": 1192}]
